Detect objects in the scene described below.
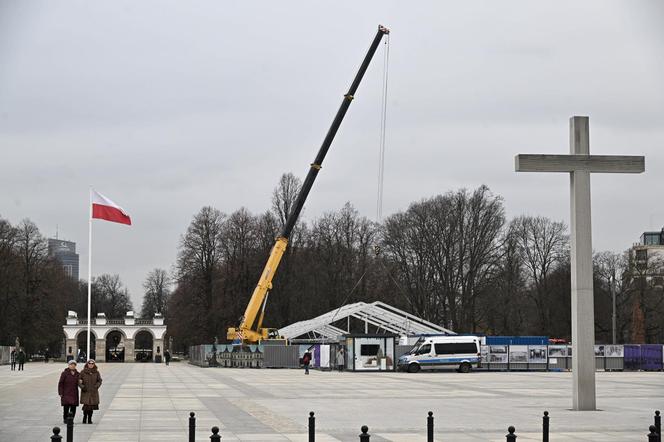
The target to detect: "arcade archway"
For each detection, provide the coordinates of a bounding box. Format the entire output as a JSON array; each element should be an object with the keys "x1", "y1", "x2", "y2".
[
  {"x1": 134, "y1": 330, "x2": 154, "y2": 362},
  {"x1": 76, "y1": 332, "x2": 96, "y2": 361},
  {"x1": 106, "y1": 330, "x2": 126, "y2": 362}
]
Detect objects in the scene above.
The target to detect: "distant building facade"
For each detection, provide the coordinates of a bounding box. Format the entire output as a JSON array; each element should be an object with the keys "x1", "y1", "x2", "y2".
[
  {"x1": 48, "y1": 238, "x2": 79, "y2": 280},
  {"x1": 63, "y1": 311, "x2": 167, "y2": 363},
  {"x1": 629, "y1": 229, "x2": 664, "y2": 283}
]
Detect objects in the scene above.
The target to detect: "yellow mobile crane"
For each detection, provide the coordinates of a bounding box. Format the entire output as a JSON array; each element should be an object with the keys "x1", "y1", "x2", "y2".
[{"x1": 228, "y1": 25, "x2": 390, "y2": 344}]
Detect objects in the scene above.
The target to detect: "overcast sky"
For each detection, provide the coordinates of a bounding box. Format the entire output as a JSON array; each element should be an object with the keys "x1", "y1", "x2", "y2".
[{"x1": 1, "y1": 1, "x2": 663, "y2": 312}]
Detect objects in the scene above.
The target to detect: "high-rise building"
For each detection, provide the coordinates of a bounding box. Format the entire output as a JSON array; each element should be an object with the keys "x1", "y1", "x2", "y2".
[
  {"x1": 48, "y1": 238, "x2": 80, "y2": 281},
  {"x1": 627, "y1": 229, "x2": 664, "y2": 284}
]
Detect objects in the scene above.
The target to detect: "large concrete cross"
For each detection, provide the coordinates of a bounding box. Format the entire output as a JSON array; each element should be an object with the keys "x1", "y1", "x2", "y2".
[{"x1": 515, "y1": 116, "x2": 645, "y2": 411}]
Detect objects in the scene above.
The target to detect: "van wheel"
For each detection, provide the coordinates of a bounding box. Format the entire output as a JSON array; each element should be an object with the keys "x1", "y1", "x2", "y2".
[
  {"x1": 408, "y1": 363, "x2": 420, "y2": 373},
  {"x1": 459, "y1": 362, "x2": 471, "y2": 373}
]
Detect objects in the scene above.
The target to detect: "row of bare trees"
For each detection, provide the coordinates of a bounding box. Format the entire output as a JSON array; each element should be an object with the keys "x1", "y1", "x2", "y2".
[
  {"x1": 0, "y1": 217, "x2": 76, "y2": 354},
  {"x1": 0, "y1": 215, "x2": 136, "y2": 354},
  {"x1": 4, "y1": 174, "x2": 663, "y2": 353},
  {"x1": 165, "y1": 175, "x2": 664, "y2": 350}
]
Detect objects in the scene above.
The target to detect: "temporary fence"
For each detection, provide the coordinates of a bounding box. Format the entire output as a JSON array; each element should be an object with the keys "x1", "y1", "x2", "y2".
[
  {"x1": 188, "y1": 344, "x2": 264, "y2": 368},
  {"x1": 49, "y1": 409, "x2": 663, "y2": 441},
  {"x1": 480, "y1": 344, "x2": 664, "y2": 372},
  {"x1": 190, "y1": 343, "x2": 663, "y2": 371}
]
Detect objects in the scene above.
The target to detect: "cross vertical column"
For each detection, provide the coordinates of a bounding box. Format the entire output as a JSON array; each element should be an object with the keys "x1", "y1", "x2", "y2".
[
  {"x1": 569, "y1": 116, "x2": 596, "y2": 410},
  {"x1": 515, "y1": 115, "x2": 645, "y2": 411}
]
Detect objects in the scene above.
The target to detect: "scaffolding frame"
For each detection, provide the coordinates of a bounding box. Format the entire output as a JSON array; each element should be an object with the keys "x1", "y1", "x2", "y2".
[{"x1": 278, "y1": 301, "x2": 454, "y2": 340}]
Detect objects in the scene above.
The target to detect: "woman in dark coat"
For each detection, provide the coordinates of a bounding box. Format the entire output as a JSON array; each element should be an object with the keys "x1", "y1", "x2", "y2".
[
  {"x1": 79, "y1": 359, "x2": 102, "y2": 424},
  {"x1": 58, "y1": 360, "x2": 80, "y2": 423}
]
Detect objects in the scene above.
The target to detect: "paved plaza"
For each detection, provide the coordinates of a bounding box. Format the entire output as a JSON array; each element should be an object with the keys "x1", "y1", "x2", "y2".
[{"x1": 0, "y1": 362, "x2": 662, "y2": 441}]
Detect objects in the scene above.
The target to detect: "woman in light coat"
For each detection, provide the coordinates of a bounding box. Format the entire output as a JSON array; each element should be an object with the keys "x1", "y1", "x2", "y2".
[{"x1": 79, "y1": 359, "x2": 102, "y2": 424}]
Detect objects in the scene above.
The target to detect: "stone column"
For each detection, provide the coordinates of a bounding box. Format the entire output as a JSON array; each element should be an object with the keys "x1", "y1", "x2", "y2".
[
  {"x1": 95, "y1": 339, "x2": 106, "y2": 363},
  {"x1": 124, "y1": 339, "x2": 135, "y2": 362}
]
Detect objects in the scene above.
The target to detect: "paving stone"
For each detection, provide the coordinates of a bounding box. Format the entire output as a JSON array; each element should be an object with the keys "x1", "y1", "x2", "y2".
[{"x1": 0, "y1": 363, "x2": 662, "y2": 441}]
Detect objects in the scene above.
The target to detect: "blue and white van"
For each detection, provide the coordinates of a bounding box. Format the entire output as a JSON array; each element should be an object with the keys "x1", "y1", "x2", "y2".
[{"x1": 397, "y1": 336, "x2": 481, "y2": 373}]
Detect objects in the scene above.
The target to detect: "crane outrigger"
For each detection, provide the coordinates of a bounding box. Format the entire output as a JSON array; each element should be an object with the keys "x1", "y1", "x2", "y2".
[{"x1": 227, "y1": 25, "x2": 390, "y2": 344}]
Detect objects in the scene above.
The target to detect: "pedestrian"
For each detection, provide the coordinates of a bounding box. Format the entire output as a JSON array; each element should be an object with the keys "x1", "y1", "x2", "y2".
[
  {"x1": 79, "y1": 359, "x2": 102, "y2": 424},
  {"x1": 66, "y1": 348, "x2": 74, "y2": 363},
  {"x1": 336, "y1": 347, "x2": 345, "y2": 372},
  {"x1": 164, "y1": 349, "x2": 171, "y2": 366},
  {"x1": 10, "y1": 349, "x2": 16, "y2": 371},
  {"x1": 302, "y1": 350, "x2": 312, "y2": 375},
  {"x1": 58, "y1": 360, "x2": 80, "y2": 424},
  {"x1": 17, "y1": 349, "x2": 26, "y2": 370},
  {"x1": 44, "y1": 348, "x2": 50, "y2": 363}
]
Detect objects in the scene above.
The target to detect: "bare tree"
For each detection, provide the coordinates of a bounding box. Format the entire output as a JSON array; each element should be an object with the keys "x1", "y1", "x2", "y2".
[
  {"x1": 0, "y1": 216, "x2": 79, "y2": 352},
  {"x1": 271, "y1": 172, "x2": 302, "y2": 228},
  {"x1": 141, "y1": 268, "x2": 171, "y2": 318},
  {"x1": 93, "y1": 274, "x2": 133, "y2": 318},
  {"x1": 172, "y1": 206, "x2": 225, "y2": 339},
  {"x1": 382, "y1": 186, "x2": 505, "y2": 332},
  {"x1": 15, "y1": 219, "x2": 48, "y2": 296},
  {"x1": 593, "y1": 251, "x2": 629, "y2": 343},
  {"x1": 0, "y1": 217, "x2": 18, "y2": 344},
  {"x1": 511, "y1": 216, "x2": 568, "y2": 335},
  {"x1": 482, "y1": 223, "x2": 527, "y2": 335}
]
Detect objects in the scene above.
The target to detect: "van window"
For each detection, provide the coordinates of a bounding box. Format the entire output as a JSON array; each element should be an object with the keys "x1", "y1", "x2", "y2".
[
  {"x1": 415, "y1": 344, "x2": 431, "y2": 355},
  {"x1": 434, "y1": 342, "x2": 478, "y2": 355}
]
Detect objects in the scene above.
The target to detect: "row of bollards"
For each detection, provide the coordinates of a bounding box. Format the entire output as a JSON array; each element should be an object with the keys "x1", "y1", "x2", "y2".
[
  {"x1": 48, "y1": 408, "x2": 662, "y2": 441},
  {"x1": 50, "y1": 414, "x2": 74, "y2": 442},
  {"x1": 504, "y1": 411, "x2": 548, "y2": 442},
  {"x1": 650, "y1": 410, "x2": 661, "y2": 442}
]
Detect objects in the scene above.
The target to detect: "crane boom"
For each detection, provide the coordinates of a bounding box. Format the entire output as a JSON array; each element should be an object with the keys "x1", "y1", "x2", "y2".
[{"x1": 228, "y1": 25, "x2": 390, "y2": 344}]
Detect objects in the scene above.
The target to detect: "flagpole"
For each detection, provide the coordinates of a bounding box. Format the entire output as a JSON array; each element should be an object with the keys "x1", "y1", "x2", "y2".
[{"x1": 87, "y1": 187, "x2": 92, "y2": 361}]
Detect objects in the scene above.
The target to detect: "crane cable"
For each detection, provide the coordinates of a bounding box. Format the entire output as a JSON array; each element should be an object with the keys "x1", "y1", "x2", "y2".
[
  {"x1": 328, "y1": 36, "x2": 392, "y2": 332},
  {"x1": 376, "y1": 33, "x2": 390, "y2": 222},
  {"x1": 372, "y1": 35, "x2": 417, "y2": 313}
]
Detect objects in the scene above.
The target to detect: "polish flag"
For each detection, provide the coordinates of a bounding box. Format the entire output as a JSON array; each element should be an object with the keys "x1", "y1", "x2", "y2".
[{"x1": 91, "y1": 190, "x2": 132, "y2": 225}]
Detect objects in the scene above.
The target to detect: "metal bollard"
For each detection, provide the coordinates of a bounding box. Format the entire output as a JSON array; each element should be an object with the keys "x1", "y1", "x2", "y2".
[
  {"x1": 543, "y1": 411, "x2": 549, "y2": 442},
  {"x1": 427, "y1": 411, "x2": 434, "y2": 442},
  {"x1": 66, "y1": 414, "x2": 74, "y2": 442},
  {"x1": 210, "y1": 426, "x2": 222, "y2": 441},
  {"x1": 506, "y1": 425, "x2": 517, "y2": 441},
  {"x1": 359, "y1": 425, "x2": 370, "y2": 441},
  {"x1": 649, "y1": 425, "x2": 659, "y2": 442},
  {"x1": 50, "y1": 427, "x2": 62, "y2": 441},
  {"x1": 309, "y1": 411, "x2": 315, "y2": 442},
  {"x1": 655, "y1": 410, "x2": 661, "y2": 442},
  {"x1": 189, "y1": 412, "x2": 196, "y2": 442}
]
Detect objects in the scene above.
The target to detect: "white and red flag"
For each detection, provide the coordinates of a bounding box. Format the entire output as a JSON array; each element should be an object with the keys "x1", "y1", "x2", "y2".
[
  {"x1": 84, "y1": 188, "x2": 131, "y2": 360},
  {"x1": 91, "y1": 190, "x2": 131, "y2": 225}
]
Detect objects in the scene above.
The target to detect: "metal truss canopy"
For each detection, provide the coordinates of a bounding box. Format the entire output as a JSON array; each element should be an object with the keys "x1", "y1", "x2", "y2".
[{"x1": 278, "y1": 301, "x2": 454, "y2": 340}]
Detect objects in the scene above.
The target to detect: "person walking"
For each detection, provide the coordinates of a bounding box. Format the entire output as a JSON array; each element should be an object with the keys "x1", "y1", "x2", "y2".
[
  {"x1": 164, "y1": 349, "x2": 171, "y2": 366},
  {"x1": 79, "y1": 359, "x2": 102, "y2": 424},
  {"x1": 58, "y1": 361, "x2": 80, "y2": 424},
  {"x1": 302, "y1": 350, "x2": 312, "y2": 375},
  {"x1": 10, "y1": 349, "x2": 16, "y2": 371},
  {"x1": 336, "y1": 347, "x2": 345, "y2": 372},
  {"x1": 17, "y1": 349, "x2": 26, "y2": 371}
]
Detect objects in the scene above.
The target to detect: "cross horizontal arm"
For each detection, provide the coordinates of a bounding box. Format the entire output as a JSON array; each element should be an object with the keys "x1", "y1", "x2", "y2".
[{"x1": 515, "y1": 154, "x2": 645, "y2": 173}]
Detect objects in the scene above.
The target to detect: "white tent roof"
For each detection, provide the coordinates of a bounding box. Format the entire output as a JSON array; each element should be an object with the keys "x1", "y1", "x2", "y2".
[{"x1": 278, "y1": 301, "x2": 454, "y2": 340}]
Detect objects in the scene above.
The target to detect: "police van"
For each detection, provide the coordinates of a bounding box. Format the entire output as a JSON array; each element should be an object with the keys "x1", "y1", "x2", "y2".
[{"x1": 397, "y1": 336, "x2": 481, "y2": 373}]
